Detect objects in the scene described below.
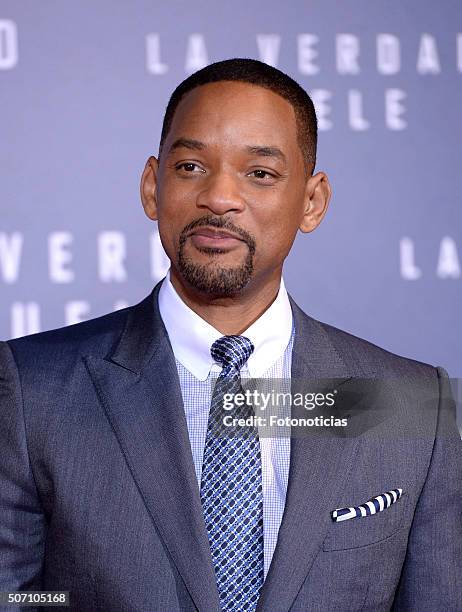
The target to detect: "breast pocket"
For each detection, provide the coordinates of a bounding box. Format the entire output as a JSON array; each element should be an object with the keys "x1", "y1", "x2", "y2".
[{"x1": 322, "y1": 491, "x2": 411, "y2": 551}]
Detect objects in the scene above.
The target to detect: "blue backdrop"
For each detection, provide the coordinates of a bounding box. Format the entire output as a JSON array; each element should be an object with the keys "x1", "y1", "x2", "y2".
[{"x1": 1, "y1": 2, "x2": 460, "y2": 407}]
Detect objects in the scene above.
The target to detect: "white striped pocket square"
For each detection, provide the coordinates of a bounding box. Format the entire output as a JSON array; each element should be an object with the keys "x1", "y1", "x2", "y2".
[{"x1": 331, "y1": 488, "x2": 403, "y2": 522}]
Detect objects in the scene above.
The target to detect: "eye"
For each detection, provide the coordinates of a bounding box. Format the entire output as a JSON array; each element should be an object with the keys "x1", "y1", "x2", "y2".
[
  {"x1": 175, "y1": 162, "x2": 205, "y2": 173},
  {"x1": 248, "y1": 169, "x2": 276, "y2": 180}
]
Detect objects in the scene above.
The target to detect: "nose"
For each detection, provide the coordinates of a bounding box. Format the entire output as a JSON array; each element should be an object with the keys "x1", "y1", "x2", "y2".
[{"x1": 196, "y1": 170, "x2": 245, "y2": 215}]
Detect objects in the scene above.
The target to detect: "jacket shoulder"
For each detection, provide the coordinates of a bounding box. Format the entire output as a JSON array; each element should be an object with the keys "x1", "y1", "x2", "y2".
[
  {"x1": 320, "y1": 323, "x2": 435, "y2": 377},
  {"x1": 5, "y1": 305, "x2": 131, "y2": 368},
  {"x1": 290, "y1": 295, "x2": 437, "y2": 378},
  {"x1": 316, "y1": 318, "x2": 437, "y2": 378}
]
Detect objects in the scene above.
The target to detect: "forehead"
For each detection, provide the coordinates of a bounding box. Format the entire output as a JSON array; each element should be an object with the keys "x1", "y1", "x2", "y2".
[{"x1": 165, "y1": 81, "x2": 300, "y2": 155}]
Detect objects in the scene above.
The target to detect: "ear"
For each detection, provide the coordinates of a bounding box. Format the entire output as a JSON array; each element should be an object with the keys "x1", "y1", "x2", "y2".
[
  {"x1": 299, "y1": 171, "x2": 332, "y2": 233},
  {"x1": 140, "y1": 156, "x2": 159, "y2": 221}
]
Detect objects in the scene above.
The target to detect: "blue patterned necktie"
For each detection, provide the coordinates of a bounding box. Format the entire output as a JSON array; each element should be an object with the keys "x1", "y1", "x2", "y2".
[{"x1": 200, "y1": 335, "x2": 264, "y2": 612}]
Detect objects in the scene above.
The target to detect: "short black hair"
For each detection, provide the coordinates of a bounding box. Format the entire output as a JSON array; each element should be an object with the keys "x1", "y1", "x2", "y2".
[{"x1": 159, "y1": 58, "x2": 318, "y2": 170}]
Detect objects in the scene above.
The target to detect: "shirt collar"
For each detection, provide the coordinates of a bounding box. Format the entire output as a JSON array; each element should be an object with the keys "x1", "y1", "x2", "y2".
[{"x1": 158, "y1": 270, "x2": 293, "y2": 381}]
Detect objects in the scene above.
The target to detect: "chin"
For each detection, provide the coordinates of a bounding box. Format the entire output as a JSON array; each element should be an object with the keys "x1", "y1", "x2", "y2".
[{"x1": 179, "y1": 260, "x2": 253, "y2": 297}]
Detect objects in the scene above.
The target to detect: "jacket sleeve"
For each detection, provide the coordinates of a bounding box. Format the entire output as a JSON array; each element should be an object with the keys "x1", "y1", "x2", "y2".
[
  {"x1": 392, "y1": 366, "x2": 462, "y2": 610},
  {"x1": 0, "y1": 341, "x2": 46, "y2": 598}
]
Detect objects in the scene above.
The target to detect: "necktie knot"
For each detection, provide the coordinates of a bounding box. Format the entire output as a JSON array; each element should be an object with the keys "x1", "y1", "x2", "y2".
[{"x1": 210, "y1": 335, "x2": 254, "y2": 371}]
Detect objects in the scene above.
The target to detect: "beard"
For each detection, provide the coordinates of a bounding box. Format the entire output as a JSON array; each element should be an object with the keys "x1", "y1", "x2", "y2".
[{"x1": 177, "y1": 215, "x2": 256, "y2": 297}]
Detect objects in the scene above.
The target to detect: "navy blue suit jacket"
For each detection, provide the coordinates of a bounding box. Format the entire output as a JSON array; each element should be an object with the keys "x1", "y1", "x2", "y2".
[{"x1": 1, "y1": 281, "x2": 461, "y2": 610}]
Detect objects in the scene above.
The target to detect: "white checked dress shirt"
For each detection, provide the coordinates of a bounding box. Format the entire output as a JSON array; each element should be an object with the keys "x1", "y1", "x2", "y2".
[{"x1": 158, "y1": 270, "x2": 293, "y2": 579}]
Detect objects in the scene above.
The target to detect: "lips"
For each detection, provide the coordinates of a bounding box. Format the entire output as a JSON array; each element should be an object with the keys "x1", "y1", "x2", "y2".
[
  {"x1": 188, "y1": 227, "x2": 245, "y2": 249},
  {"x1": 190, "y1": 228, "x2": 242, "y2": 240}
]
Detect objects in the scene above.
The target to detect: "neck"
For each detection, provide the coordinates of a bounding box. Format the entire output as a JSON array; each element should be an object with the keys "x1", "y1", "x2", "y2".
[{"x1": 169, "y1": 268, "x2": 283, "y2": 335}]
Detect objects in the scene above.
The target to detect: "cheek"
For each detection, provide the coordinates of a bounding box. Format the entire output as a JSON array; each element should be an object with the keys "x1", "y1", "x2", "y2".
[
  {"x1": 252, "y1": 197, "x2": 303, "y2": 243},
  {"x1": 157, "y1": 184, "x2": 183, "y2": 217},
  {"x1": 155, "y1": 186, "x2": 190, "y2": 239},
  {"x1": 156, "y1": 172, "x2": 192, "y2": 211},
  {"x1": 251, "y1": 217, "x2": 300, "y2": 267}
]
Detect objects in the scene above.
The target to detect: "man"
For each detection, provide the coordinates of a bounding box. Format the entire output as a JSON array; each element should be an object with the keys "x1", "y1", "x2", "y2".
[{"x1": 1, "y1": 58, "x2": 461, "y2": 611}]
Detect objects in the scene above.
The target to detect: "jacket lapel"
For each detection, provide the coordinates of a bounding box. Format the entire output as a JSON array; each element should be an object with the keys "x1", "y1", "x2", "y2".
[
  {"x1": 84, "y1": 281, "x2": 220, "y2": 612},
  {"x1": 257, "y1": 298, "x2": 373, "y2": 612}
]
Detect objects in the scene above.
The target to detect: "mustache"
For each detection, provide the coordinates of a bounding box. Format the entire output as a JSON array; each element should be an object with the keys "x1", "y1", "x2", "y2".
[{"x1": 180, "y1": 215, "x2": 256, "y2": 254}]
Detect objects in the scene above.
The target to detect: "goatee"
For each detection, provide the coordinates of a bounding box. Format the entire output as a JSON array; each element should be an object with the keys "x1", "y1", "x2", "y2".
[{"x1": 177, "y1": 216, "x2": 256, "y2": 297}]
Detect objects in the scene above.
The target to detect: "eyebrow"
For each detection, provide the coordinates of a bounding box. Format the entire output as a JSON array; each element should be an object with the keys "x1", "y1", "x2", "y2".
[
  {"x1": 245, "y1": 145, "x2": 286, "y2": 163},
  {"x1": 167, "y1": 138, "x2": 286, "y2": 163},
  {"x1": 167, "y1": 138, "x2": 206, "y2": 154}
]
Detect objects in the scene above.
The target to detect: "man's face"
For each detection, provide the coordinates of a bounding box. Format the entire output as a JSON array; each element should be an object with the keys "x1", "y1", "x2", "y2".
[{"x1": 142, "y1": 81, "x2": 329, "y2": 298}]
